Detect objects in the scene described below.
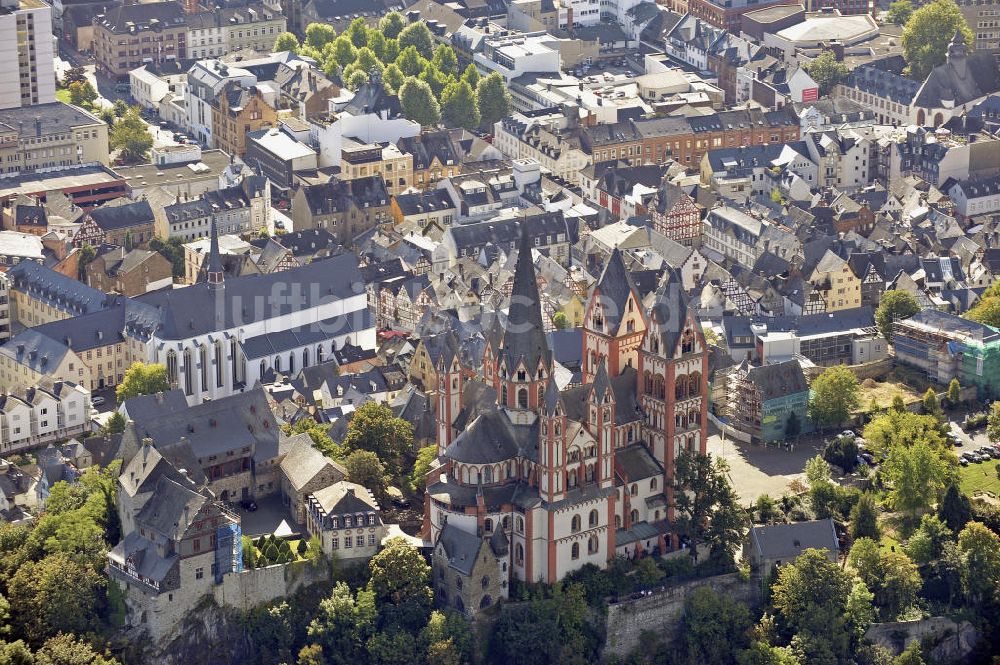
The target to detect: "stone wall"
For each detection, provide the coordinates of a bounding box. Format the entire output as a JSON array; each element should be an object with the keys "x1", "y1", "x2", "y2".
[
  {"x1": 865, "y1": 617, "x2": 980, "y2": 662},
  {"x1": 803, "y1": 357, "x2": 893, "y2": 382},
  {"x1": 213, "y1": 559, "x2": 330, "y2": 612},
  {"x1": 603, "y1": 573, "x2": 758, "y2": 659}
]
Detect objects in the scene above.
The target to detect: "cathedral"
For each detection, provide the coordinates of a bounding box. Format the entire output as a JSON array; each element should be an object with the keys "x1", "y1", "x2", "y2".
[{"x1": 424, "y1": 228, "x2": 708, "y2": 585}]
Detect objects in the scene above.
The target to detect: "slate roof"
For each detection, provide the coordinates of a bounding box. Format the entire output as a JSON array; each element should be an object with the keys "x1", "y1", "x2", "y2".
[
  {"x1": 593, "y1": 248, "x2": 641, "y2": 333},
  {"x1": 749, "y1": 518, "x2": 839, "y2": 562},
  {"x1": 311, "y1": 480, "x2": 379, "y2": 514},
  {"x1": 437, "y1": 522, "x2": 507, "y2": 575},
  {"x1": 398, "y1": 131, "x2": 460, "y2": 170},
  {"x1": 96, "y1": 0, "x2": 186, "y2": 32},
  {"x1": 744, "y1": 359, "x2": 808, "y2": 401},
  {"x1": 88, "y1": 201, "x2": 156, "y2": 232},
  {"x1": 280, "y1": 434, "x2": 345, "y2": 492},
  {"x1": 394, "y1": 189, "x2": 456, "y2": 217},
  {"x1": 616, "y1": 442, "x2": 663, "y2": 481},
  {"x1": 914, "y1": 38, "x2": 1000, "y2": 109},
  {"x1": 136, "y1": 475, "x2": 209, "y2": 541},
  {"x1": 445, "y1": 409, "x2": 536, "y2": 465},
  {"x1": 131, "y1": 253, "x2": 366, "y2": 340},
  {"x1": 300, "y1": 176, "x2": 390, "y2": 215},
  {"x1": 8, "y1": 261, "x2": 112, "y2": 315},
  {"x1": 498, "y1": 226, "x2": 552, "y2": 373}
]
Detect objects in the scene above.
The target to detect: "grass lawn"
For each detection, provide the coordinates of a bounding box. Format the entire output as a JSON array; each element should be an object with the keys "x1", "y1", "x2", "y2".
[
  {"x1": 959, "y1": 459, "x2": 1000, "y2": 498},
  {"x1": 55, "y1": 87, "x2": 71, "y2": 104}
]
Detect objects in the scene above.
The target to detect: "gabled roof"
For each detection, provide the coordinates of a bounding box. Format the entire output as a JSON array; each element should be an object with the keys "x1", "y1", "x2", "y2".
[
  {"x1": 744, "y1": 359, "x2": 808, "y2": 401},
  {"x1": 750, "y1": 518, "x2": 838, "y2": 562},
  {"x1": 592, "y1": 248, "x2": 641, "y2": 334},
  {"x1": 87, "y1": 200, "x2": 156, "y2": 232}
]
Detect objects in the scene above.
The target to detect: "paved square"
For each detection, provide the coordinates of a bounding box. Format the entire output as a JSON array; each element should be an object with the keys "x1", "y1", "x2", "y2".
[{"x1": 706, "y1": 429, "x2": 824, "y2": 504}]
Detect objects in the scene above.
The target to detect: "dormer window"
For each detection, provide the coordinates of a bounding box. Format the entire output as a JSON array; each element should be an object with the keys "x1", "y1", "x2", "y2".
[{"x1": 517, "y1": 370, "x2": 526, "y2": 382}]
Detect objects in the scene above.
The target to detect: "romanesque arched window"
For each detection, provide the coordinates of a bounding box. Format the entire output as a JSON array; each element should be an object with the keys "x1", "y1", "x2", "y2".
[
  {"x1": 571, "y1": 542, "x2": 580, "y2": 559},
  {"x1": 589, "y1": 509, "x2": 599, "y2": 527},
  {"x1": 587, "y1": 535, "x2": 598, "y2": 554},
  {"x1": 571, "y1": 514, "x2": 581, "y2": 532}
]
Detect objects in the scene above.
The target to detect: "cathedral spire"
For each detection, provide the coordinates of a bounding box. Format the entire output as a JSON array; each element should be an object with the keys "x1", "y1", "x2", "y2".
[
  {"x1": 206, "y1": 215, "x2": 224, "y2": 290},
  {"x1": 500, "y1": 223, "x2": 551, "y2": 373}
]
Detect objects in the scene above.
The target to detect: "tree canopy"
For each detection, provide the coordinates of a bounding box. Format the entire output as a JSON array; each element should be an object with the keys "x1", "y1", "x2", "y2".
[
  {"x1": 399, "y1": 78, "x2": 441, "y2": 127},
  {"x1": 342, "y1": 402, "x2": 414, "y2": 481},
  {"x1": 902, "y1": 0, "x2": 974, "y2": 79},
  {"x1": 804, "y1": 52, "x2": 848, "y2": 96},
  {"x1": 109, "y1": 107, "x2": 152, "y2": 164},
  {"x1": 875, "y1": 291, "x2": 920, "y2": 342},
  {"x1": 476, "y1": 73, "x2": 511, "y2": 128},
  {"x1": 115, "y1": 361, "x2": 170, "y2": 403},
  {"x1": 808, "y1": 365, "x2": 860, "y2": 428},
  {"x1": 671, "y1": 451, "x2": 749, "y2": 562}
]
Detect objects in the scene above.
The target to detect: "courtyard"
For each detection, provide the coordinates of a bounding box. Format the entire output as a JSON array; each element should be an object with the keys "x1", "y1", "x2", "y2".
[{"x1": 706, "y1": 427, "x2": 824, "y2": 504}]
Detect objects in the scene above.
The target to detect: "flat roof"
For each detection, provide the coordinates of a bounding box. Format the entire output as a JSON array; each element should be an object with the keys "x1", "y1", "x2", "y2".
[
  {"x1": 115, "y1": 150, "x2": 233, "y2": 188},
  {"x1": 743, "y1": 3, "x2": 804, "y2": 23},
  {"x1": 0, "y1": 164, "x2": 124, "y2": 199},
  {"x1": 776, "y1": 14, "x2": 878, "y2": 43}
]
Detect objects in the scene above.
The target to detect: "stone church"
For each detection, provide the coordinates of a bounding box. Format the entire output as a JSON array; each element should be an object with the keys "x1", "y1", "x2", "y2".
[{"x1": 425, "y1": 228, "x2": 708, "y2": 593}]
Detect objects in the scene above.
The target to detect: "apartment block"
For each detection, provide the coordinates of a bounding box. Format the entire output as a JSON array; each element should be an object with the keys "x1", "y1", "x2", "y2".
[{"x1": 0, "y1": 0, "x2": 56, "y2": 110}]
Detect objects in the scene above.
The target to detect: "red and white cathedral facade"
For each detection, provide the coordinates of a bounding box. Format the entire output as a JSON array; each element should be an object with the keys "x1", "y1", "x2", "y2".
[{"x1": 423, "y1": 233, "x2": 708, "y2": 584}]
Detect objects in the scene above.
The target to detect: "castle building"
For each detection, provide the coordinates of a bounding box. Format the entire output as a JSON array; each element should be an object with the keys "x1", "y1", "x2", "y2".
[{"x1": 424, "y1": 231, "x2": 708, "y2": 590}]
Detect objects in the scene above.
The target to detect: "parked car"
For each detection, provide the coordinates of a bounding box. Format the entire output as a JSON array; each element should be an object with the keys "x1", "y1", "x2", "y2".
[
  {"x1": 240, "y1": 498, "x2": 258, "y2": 512},
  {"x1": 960, "y1": 458, "x2": 970, "y2": 466},
  {"x1": 91, "y1": 396, "x2": 105, "y2": 407}
]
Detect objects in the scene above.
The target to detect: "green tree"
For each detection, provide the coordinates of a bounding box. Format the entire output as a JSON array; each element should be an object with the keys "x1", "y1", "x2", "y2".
[
  {"x1": 34, "y1": 634, "x2": 121, "y2": 665},
  {"x1": 552, "y1": 311, "x2": 569, "y2": 330},
  {"x1": 804, "y1": 51, "x2": 848, "y2": 96},
  {"x1": 738, "y1": 641, "x2": 802, "y2": 665},
  {"x1": 274, "y1": 31, "x2": 299, "y2": 53},
  {"x1": 109, "y1": 108, "x2": 153, "y2": 163},
  {"x1": 862, "y1": 410, "x2": 946, "y2": 459},
  {"x1": 461, "y1": 63, "x2": 481, "y2": 90},
  {"x1": 298, "y1": 644, "x2": 325, "y2": 665},
  {"x1": 678, "y1": 586, "x2": 752, "y2": 665},
  {"x1": 671, "y1": 451, "x2": 749, "y2": 563},
  {"x1": 100, "y1": 410, "x2": 126, "y2": 436},
  {"x1": 330, "y1": 36, "x2": 358, "y2": 69},
  {"x1": 409, "y1": 444, "x2": 437, "y2": 493},
  {"x1": 966, "y1": 289, "x2": 1000, "y2": 327},
  {"x1": 283, "y1": 417, "x2": 338, "y2": 457},
  {"x1": 116, "y1": 361, "x2": 170, "y2": 403},
  {"x1": 937, "y1": 484, "x2": 972, "y2": 532},
  {"x1": 62, "y1": 66, "x2": 88, "y2": 87},
  {"x1": 354, "y1": 47, "x2": 382, "y2": 75},
  {"x1": 808, "y1": 365, "x2": 860, "y2": 429},
  {"x1": 754, "y1": 494, "x2": 778, "y2": 524},
  {"x1": 112, "y1": 99, "x2": 129, "y2": 118},
  {"x1": 344, "y1": 450, "x2": 389, "y2": 502},
  {"x1": 68, "y1": 80, "x2": 97, "y2": 108},
  {"x1": 441, "y1": 80, "x2": 480, "y2": 130},
  {"x1": 305, "y1": 22, "x2": 337, "y2": 50},
  {"x1": 987, "y1": 401, "x2": 1000, "y2": 442},
  {"x1": 399, "y1": 78, "x2": 441, "y2": 127},
  {"x1": 432, "y1": 44, "x2": 459, "y2": 76},
  {"x1": 957, "y1": 520, "x2": 1000, "y2": 604},
  {"x1": 875, "y1": 290, "x2": 920, "y2": 342},
  {"x1": 379, "y1": 11, "x2": 406, "y2": 39},
  {"x1": 946, "y1": 378, "x2": 961, "y2": 407},
  {"x1": 308, "y1": 582, "x2": 375, "y2": 664},
  {"x1": 476, "y1": 72, "x2": 511, "y2": 128},
  {"x1": 845, "y1": 581, "x2": 877, "y2": 640},
  {"x1": 368, "y1": 538, "x2": 432, "y2": 631},
  {"x1": 893, "y1": 643, "x2": 926, "y2": 665},
  {"x1": 418, "y1": 62, "x2": 449, "y2": 98},
  {"x1": 770, "y1": 549, "x2": 855, "y2": 663},
  {"x1": 904, "y1": 513, "x2": 952, "y2": 564},
  {"x1": 921, "y1": 388, "x2": 943, "y2": 421},
  {"x1": 395, "y1": 46, "x2": 427, "y2": 77},
  {"x1": 884, "y1": 439, "x2": 953, "y2": 515},
  {"x1": 342, "y1": 402, "x2": 414, "y2": 480},
  {"x1": 489, "y1": 583, "x2": 597, "y2": 665},
  {"x1": 902, "y1": 0, "x2": 974, "y2": 79},
  {"x1": 345, "y1": 17, "x2": 368, "y2": 47},
  {"x1": 420, "y1": 610, "x2": 474, "y2": 665},
  {"x1": 7, "y1": 553, "x2": 104, "y2": 645},
  {"x1": 347, "y1": 70, "x2": 369, "y2": 91},
  {"x1": 0, "y1": 639, "x2": 33, "y2": 665},
  {"x1": 382, "y1": 63, "x2": 406, "y2": 94},
  {"x1": 887, "y1": 0, "x2": 913, "y2": 24},
  {"x1": 398, "y1": 22, "x2": 434, "y2": 58},
  {"x1": 851, "y1": 493, "x2": 881, "y2": 541}
]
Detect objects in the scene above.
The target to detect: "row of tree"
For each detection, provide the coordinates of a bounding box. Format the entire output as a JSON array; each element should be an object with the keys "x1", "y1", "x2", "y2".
[{"x1": 273, "y1": 17, "x2": 511, "y2": 130}]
